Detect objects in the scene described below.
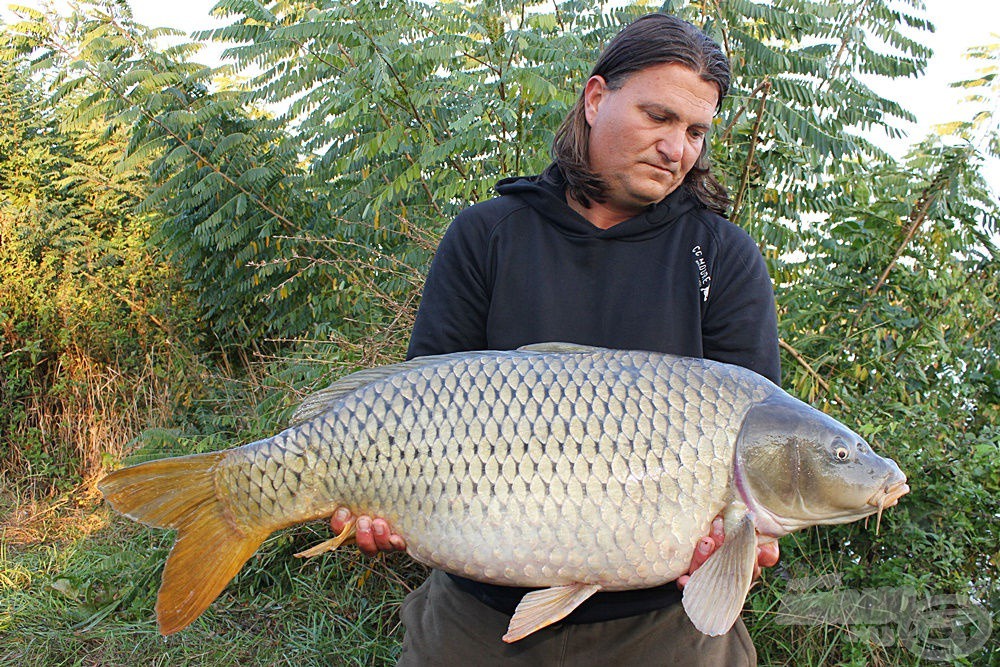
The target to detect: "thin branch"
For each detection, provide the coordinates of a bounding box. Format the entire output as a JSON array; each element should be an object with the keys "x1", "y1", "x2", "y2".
[
  {"x1": 779, "y1": 337, "x2": 832, "y2": 395},
  {"x1": 731, "y1": 79, "x2": 771, "y2": 219},
  {"x1": 332, "y1": 45, "x2": 446, "y2": 218},
  {"x1": 707, "y1": 0, "x2": 731, "y2": 59},
  {"x1": 822, "y1": 0, "x2": 874, "y2": 93},
  {"x1": 720, "y1": 78, "x2": 772, "y2": 145},
  {"x1": 848, "y1": 150, "x2": 964, "y2": 334}
]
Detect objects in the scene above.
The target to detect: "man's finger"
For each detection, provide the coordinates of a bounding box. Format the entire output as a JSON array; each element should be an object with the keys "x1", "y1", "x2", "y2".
[
  {"x1": 371, "y1": 518, "x2": 395, "y2": 552},
  {"x1": 330, "y1": 507, "x2": 352, "y2": 533},
  {"x1": 355, "y1": 516, "x2": 378, "y2": 556},
  {"x1": 689, "y1": 536, "x2": 716, "y2": 572},
  {"x1": 758, "y1": 541, "x2": 780, "y2": 568},
  {"x1": 710, "y1": 516, "x2": 725, "y2": 546}
]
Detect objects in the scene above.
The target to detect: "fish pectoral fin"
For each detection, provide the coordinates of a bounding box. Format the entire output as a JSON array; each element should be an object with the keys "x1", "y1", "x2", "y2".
[
  {"x1": 681, "y1": 513, "x2": 757, "y2": 636},
  {"x1": 502, "y1": 583, "x2": 601, "y2": 643},
  {"x1": 294, "y1": 518, "x2": 358, "y2": 558}
]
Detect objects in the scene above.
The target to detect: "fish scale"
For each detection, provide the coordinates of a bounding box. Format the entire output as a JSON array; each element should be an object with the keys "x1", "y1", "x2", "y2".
[
  {"x1": 98, "y1": 343, "x2": 907, "y2": 640},
  {"x1": 213, "y1": 348, "x2": 765, "y2": 591}
]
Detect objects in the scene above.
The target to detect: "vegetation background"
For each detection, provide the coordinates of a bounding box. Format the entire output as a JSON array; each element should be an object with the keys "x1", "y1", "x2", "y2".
[{"x1": 1, "y1": 0, "x2": 997, "y2": 664}]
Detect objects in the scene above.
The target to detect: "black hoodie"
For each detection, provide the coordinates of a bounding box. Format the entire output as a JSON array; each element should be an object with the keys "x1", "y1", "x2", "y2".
[
  {"x1": 408, "y1": 167, "x2": 780, "y2": 383},
  {"x1": 404, "y1": 166, "x2": 781, "y2": 623}
]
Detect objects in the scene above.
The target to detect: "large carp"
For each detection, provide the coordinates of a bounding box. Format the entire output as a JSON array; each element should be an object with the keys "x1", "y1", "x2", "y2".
[{"x1": 99, "y1": 343, "x2": 908, "y2": 641}]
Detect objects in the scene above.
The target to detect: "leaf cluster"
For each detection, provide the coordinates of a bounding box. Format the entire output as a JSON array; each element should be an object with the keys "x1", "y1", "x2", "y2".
[{"x1": 0, "y1": 9, "x2": 206, "y2": 492}]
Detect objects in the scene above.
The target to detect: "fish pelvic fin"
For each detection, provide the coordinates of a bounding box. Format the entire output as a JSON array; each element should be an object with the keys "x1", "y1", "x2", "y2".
[
  {"x1": 98, "y1": 452, "x2": 270, "y2": 635},
  {"x1": 503, "y1": 583, "x2": 601, "y2": 642},
  {"x1": 681, "y1": 513, "x2": 757, "y2": 636},
  {"x1": 295, "y1": 517, "x2": 357, "y2": 558}
]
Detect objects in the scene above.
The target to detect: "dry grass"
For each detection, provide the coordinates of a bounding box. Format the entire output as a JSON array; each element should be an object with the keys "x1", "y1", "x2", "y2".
[
  {"x1": 0, "y1": 475, "x2": 108, "y2": 547},
  {"x1": 2, "y1": 340, "x2": 205, "y2": 501}
]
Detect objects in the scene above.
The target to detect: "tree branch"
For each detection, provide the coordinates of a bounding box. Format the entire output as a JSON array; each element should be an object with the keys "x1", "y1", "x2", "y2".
[
  {"x1": 849, "y1": 150, "x2": 964, "y2": 332},
  {"x1": 731, "y1": 79, "x2": 771, "y2": 219},
  {"x1": 779, "y1": 337, "x2": 832, "y2": 395}
]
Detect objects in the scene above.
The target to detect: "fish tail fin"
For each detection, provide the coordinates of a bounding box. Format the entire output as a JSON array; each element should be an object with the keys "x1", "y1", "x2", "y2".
[{"x1": 98, "y1": 452, "x2": 270, "y2": 635}]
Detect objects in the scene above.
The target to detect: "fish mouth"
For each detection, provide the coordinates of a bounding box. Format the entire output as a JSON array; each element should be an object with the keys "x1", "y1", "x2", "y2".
[
  {"x1": 866, "y1": 478, "x2": 909, "y2": 533},
  {"x1": 868, "y1": 478, "x2": 910, "y2": 509}
]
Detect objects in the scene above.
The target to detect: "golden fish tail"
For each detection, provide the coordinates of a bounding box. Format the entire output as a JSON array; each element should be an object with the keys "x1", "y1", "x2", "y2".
[{"x1": 98, "y1": 452, "x2": 271, "y2": 635}]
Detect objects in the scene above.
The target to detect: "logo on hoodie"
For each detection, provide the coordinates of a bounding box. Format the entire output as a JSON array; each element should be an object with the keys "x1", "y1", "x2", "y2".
[{"x1": 691, "y1": 246, "x2": 712, "y2": 301}]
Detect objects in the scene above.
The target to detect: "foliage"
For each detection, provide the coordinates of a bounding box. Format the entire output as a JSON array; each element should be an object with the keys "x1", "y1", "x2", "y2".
[
  {"x1": 4, "y1": 0, "x2": 316, "y2": 342},
  {"x1": 0, "y1": 19, "x2": 204, "y2": 493},
  {"x1": 188, "y1": 0, "x2": 636, "y2": 349},
  {"x1": 1, "y1": 0, "x2": 998, "y2": 665},
  {"x1": 755, "y1": 39, "x2": 1000, "y2": 664}
]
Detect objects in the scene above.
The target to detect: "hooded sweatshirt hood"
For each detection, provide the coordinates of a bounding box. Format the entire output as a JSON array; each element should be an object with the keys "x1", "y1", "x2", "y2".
[{"x1": 494, "y1": 166, "x2": 702, "y2": 240}]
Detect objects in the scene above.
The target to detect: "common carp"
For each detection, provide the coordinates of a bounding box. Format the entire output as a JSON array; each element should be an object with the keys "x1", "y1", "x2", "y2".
[{"x1": 99, "y1": 343, "x2": 908, "y2": 641}]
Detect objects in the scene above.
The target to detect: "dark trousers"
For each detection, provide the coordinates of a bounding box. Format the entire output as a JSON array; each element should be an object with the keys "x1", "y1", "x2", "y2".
[{"x1": 397, "y1": 570, "x2": 756, "y2": 666}]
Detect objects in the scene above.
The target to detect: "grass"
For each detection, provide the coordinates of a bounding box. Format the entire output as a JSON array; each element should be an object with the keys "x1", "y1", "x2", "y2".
[
  {"x1": 1, "y1": 481, "x2": 425, "y2": 667},
  {"x1": 4, "y1": 484, "x2": 998, "y2": 665},
  {"x1": 0, "y1": 344, "x2": 430, "y2": 666}
]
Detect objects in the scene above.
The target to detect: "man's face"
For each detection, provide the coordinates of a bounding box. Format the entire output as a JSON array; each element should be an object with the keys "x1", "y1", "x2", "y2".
[{"x1": 583, "y1": 62, "x2": 719, "y2": 217}]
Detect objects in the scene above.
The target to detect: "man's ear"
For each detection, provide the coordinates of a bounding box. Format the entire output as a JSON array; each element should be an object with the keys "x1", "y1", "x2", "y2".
[{"x1": 582, "y1": 75, "x2": 609, "y2": 125}]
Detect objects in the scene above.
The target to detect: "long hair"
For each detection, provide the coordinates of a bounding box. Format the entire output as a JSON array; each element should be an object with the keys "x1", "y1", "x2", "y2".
[{"x1": 551, "y1": 14, "x2": 732, "y2": 215}]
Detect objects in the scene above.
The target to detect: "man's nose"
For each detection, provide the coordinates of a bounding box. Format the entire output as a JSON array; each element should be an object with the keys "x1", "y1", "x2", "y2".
[{"x1": 656, "y1": 128, "x2": 685, "y2": 164}]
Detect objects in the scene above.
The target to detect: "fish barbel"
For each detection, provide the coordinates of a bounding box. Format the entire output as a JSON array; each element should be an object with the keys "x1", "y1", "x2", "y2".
[{"x1": 98, "y1": 343, "x2": 908, "y2": 641}]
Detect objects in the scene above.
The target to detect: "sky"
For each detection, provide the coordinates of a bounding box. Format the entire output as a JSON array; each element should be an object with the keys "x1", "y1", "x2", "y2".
[{"x1": 7, "y1": 0, "x2": 1000, "y2": 170}]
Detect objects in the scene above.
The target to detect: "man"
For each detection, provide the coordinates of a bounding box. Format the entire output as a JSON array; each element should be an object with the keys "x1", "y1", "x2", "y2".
[{"x1": 331, "y1": 13, "x2": 780, "y2": 665}]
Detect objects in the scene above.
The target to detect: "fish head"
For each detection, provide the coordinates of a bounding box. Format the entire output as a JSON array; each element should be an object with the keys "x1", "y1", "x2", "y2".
[{"x1": 735, "y1": 391, "x2": 909, "y2": 536}]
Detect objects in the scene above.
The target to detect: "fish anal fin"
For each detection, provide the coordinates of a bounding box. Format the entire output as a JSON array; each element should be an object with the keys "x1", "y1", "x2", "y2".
[
  {"x1": 503, "y1": 583, "x2": 601, "y2": 643},
  {"x1": 681, "y1": 513, "x2": 757, "y2": 636},
  {"x1": 295, "y1": 517, "x2": 358, "y2": 558},
  {"x1": 98, "y1": 453, "x2": 270, "y2": 635}
]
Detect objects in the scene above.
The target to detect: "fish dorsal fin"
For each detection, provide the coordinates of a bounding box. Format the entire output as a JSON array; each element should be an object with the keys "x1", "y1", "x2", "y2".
[
  {"x1": 503, "y1": 583, "x2": 601, "y2": 642},
  {"x1": 517, "y1": 342, "x2": 605, "y2": 354},
  {"x1": 289, "y1": 351, "x2": 485, "y2": 427},
  {"x1": 681, "y1": 513, "x2": 758, "y2": 636}
]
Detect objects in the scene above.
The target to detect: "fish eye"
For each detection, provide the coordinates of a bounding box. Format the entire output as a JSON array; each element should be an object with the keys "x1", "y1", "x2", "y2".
[{"x1": 832, "y1": 437, "x2": 851, "y2": 462}]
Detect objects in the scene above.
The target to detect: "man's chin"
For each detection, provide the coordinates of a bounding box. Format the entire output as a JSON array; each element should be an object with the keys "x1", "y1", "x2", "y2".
[{"x1": 631, "y1": 182, "x2": 680, "y2": 206}]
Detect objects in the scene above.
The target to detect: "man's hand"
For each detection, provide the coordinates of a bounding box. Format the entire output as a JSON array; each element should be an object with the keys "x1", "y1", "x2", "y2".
[
  {"x1": 676, "y1": 516, "x2": 780, "y2": 589},
  {"x1": 331, "y1": 507, "x2": 406, "y2": 556}
]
